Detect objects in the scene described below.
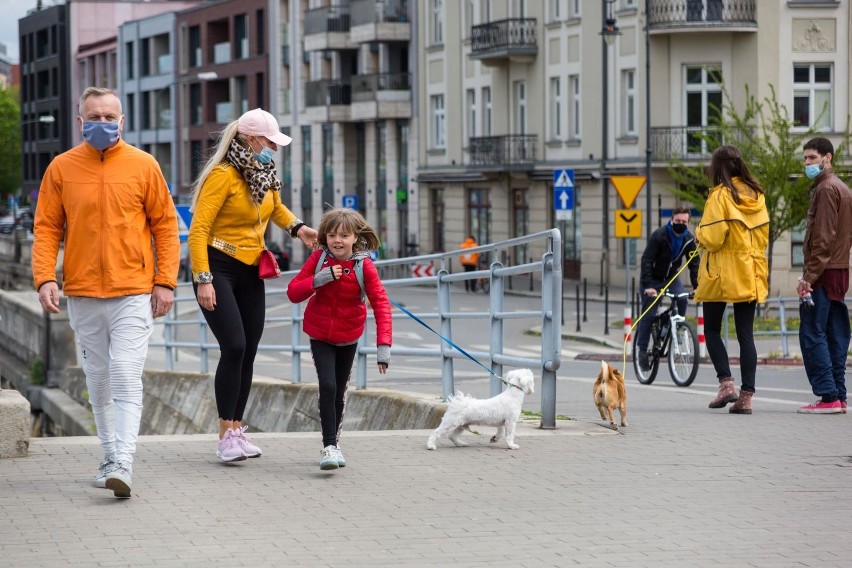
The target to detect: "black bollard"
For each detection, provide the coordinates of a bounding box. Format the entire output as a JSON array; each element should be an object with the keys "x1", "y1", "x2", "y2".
[
  {"x1": 603, "y1": 286, "x2": 610, "y2": 335},
  {"x1": 583, "y1": 278, "x2": 588, "y2": 322},
  {"x1": 575, "y1": 284, "x2": 581, "y2": 333}
]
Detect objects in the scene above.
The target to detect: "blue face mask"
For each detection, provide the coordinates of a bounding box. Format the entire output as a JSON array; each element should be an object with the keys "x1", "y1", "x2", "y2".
[
  {"x1": 254, "y1": 146, "x2": 276, "y2": 165},
  {"x1": 82, "y1": 121, "x2": 120, "y2": 151},
  {"x1": 805, "y1": 158, "x2": 824, "y2": 180}
]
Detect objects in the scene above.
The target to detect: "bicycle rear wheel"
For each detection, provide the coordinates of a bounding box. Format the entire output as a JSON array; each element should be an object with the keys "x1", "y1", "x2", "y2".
[
  {"x1": 632, "y1": 328, "x2": 660, "y2": 385},
  {"x1": 668, "y1": 321, "x2": 699, "y2": 387}
]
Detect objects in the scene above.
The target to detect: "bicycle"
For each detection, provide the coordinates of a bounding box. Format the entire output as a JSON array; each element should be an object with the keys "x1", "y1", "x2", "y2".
[{"x1": 632, "y1": 291, "x2": 699, "y2": 387}]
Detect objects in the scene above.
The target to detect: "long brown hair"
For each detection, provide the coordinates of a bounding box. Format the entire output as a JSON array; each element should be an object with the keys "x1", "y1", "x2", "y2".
[
  {"x1": 317, "y1": 207, "x2": 381, "y2": 253},
  {"x1": 707, "y1": 145, "x2": 764, "y2": 204}
]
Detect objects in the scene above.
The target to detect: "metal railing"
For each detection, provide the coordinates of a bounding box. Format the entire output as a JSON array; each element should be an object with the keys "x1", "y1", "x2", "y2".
[
  {"x1": 351, "y1": 0, "x2": 409, "y2": 26},
  {"x1": 305, "y1": 79, "x2": 352, "y2": 107},
  {"x1": 471, "y1": 18, "x2": 537, "y2": 55},
  {"x1": 468, "y1": 135, "x2": 537, "y2": 170},
  {"x1": 351, "y1": 72, "x2": 411, "y2": 102},
  {"x1": 304, "y1": 5, "x2": 352, "y2": 35},
  {"x1": 648, "y1": 0, "x2": 756, "y2": 29},
  {"x1": 650, "y1": 126, "x2": 750, "y2": 161},
  {"x1": 150, "y1": 231, "x2": 563, "y2": 428}
]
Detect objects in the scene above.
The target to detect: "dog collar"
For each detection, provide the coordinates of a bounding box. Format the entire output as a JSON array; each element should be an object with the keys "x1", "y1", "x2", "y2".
[{"x1": 501, "y1": 377, "x2": 524, "y2": 391}]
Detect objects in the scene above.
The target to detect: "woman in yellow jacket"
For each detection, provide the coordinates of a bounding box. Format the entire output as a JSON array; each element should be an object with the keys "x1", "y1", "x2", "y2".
[
  {"x1": 695, "y1": 145, "x2": 769, "y2": 415},
  {"x1": 188, "y1": 108, "x2": 317, "y2": 461}
]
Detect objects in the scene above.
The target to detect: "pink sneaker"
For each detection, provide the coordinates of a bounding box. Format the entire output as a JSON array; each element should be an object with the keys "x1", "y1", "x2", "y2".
[
  {"x1": 842, "y1": 401, "x2": 847, "y2": 414},
  {"x1": 797, "y1": 400, "x2": 842, "y2": 414},
  {"x1": 216, "y1": 428, "x2": 247, "y2": 462},
  {"x1": 235, "y1": 426, "x2": 262, "y2": 458}
]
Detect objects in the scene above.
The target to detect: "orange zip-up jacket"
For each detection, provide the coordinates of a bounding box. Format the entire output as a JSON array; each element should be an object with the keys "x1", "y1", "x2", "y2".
[{"x1": 32, "y1": 140, "x2": 180, "y2": 297}]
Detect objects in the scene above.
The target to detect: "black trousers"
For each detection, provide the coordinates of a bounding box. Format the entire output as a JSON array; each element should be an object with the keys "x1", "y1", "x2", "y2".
[
  {"x1": 194, "y1": 247, "x2": 265, "y2": 421},
  {"x1": 310, "y1": 339, "x2": 358, "y2": 448},
  {"x1": 702, "y1": 301, "x2": 757, "y2": 392},
  {"x1": 463, "y1": 264, "x2": 477, "y2": 291}
]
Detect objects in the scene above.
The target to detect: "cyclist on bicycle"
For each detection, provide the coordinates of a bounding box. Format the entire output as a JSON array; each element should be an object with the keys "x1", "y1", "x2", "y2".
[{"x1": 636, "y1": 207, "x2": 700, "y2": 370}]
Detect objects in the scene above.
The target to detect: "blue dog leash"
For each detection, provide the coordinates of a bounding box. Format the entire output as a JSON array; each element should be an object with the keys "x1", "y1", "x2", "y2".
[{"x1": 390, "y1": 299, "x2": 523, "y2": 391}]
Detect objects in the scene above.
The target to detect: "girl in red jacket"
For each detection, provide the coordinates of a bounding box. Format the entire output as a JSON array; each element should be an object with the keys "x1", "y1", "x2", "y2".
[{"x1": 287, "y1": 208, "x2": 392, "y2": 470}]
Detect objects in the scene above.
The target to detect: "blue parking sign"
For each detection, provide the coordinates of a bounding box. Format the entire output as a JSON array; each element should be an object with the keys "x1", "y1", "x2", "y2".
[{"x1": 342, "y1": 195, "x2": 359, "y2": 209}]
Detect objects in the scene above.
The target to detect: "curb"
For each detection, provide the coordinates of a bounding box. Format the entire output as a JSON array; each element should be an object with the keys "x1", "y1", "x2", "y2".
[{"x1": 574, "y1": 353, "x2": 807, "y2": 366}]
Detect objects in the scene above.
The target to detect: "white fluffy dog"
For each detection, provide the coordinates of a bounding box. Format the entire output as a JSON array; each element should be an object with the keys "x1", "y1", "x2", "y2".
[{"x1": 426, "y1": 368, "x2": 535, "y2": 450}]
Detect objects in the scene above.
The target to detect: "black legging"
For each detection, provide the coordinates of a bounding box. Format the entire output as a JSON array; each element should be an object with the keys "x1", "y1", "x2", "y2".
[
  {"x1": 702, "y1": 301, "x2": 757, "y2": 393},
  {"x1": 310, "y1": 339, "x2": 358, "y2": 447},
  {"x1": 194, "y1": 247, "x2": 265, "y2": 421}
]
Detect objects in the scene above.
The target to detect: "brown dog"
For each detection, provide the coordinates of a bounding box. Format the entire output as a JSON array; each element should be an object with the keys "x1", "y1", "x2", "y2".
[{"x1": 593, "y1": 360, "x2": 628, "y2": 429}]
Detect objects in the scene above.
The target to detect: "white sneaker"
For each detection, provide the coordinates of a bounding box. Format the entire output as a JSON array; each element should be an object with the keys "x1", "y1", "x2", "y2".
[
  {"x1": 333, "y1": 445, "x2": 346, "y2": 468},
  {"x1": 235, "y1": 426, "x2": 262, "y2": 458},
  {"x1": 320, "y1": 446, "x2": 338, "y2": 470},
  {"x1": 105, "y1": 461, "x2": 132, "y2": 498},
  {"x1": 216, "y1": 428, "x2": 248, "y2": 462},
  {"x1": 95, "y1": 456, "x2": 116, "y2": 488}
]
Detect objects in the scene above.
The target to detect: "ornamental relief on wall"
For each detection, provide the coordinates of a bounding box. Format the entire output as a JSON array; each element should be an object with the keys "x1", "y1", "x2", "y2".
[{"x1": 792, "y1": 19, "x2": 835, "y2": 53}]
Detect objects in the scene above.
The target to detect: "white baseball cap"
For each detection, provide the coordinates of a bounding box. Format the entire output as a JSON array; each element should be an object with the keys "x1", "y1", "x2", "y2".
[{"x1": 237, "y1": 108, "x2": 292, "y2": 146}]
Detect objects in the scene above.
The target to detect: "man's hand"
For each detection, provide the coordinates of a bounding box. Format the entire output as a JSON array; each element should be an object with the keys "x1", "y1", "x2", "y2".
[
  {"x1": 151, "y1": 286, "x2": 175, "y2": 318},
  {"x1": 796, "y1": 278, "x2": 813, "y2": 297},
  {"x1": 297, "y1": 225, "x2": 319, "y2": 249},
  {"x1": 644, "y1": 288, "x2": 658, "y2": 298},
  {"x1": 38, "y1": 282, "x2": 61, "y2": 314}
]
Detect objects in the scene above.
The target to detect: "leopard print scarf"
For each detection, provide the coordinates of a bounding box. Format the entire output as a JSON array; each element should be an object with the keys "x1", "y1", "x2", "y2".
[{"x1": 225, "y1": 138, "x2": 281, "y2": 204}]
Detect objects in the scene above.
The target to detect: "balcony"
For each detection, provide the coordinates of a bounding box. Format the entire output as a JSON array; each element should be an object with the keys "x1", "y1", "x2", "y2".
[
  {"x1": 470, "y1": 19, "x2": 537, "y2": 65},
  {"x1": 649, "y1": 0, "x2": 757, "y2": 33},
  {"x1": 467, "y1": 135, "x2": 537, "y2": 171},
  {"x1": 304, "y1": 79, "x2": 351, "y2": 122},
  {"x1": 351, "y1": 0, "x2": 410, "y2": 44},
  {"x1": 650, "y1": 126, "x2": 750, "y2": 161},
  {"x1": 304, "y1": 6, "x2": 357, "y2": 52},
  {"x1": 350, "y1": 72, "x2": 411, "y2": 120}
]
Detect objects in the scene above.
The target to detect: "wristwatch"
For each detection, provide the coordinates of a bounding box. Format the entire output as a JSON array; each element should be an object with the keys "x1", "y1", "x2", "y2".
[{"x1": 194, "y1": 271, "x2": 213, "y2": 284}]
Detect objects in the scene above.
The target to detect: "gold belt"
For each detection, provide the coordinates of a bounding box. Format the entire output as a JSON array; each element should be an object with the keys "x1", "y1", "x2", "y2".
[{"x1": 211, "y1": 237, "x2": 237, "y2": 256}]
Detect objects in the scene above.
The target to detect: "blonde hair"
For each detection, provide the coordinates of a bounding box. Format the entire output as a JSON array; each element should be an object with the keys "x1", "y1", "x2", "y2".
[
  {"x1": 318, "y1": 207, "x2": 380, "y2": 252},
  {"x1": 78, "y1": 87, "x2": 122, "y2": 115},
  {"x1": 189, "y1": 120, "x2": 241, "y2": 211}
]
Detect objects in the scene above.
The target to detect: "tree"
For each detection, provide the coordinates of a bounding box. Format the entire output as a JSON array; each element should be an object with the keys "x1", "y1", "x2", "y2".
[
  {"x1": 0, "y1": 86, "x2": 21, "y2": 199},
  {"x1": 666, "y1": 83, "x2": 819, "y2": 297}
]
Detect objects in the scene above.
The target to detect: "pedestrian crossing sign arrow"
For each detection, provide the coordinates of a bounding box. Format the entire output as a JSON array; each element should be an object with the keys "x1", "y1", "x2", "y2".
[{"x1": 611, "y1": 175, "x2": 646, "y2": 208}]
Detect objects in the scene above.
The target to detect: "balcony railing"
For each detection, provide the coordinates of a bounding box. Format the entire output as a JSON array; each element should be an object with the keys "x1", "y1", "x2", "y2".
[
  {"x1": 470, "y1": 18, "x2": 537, "y2": 58},
  {"x1": 305, "y1": 79, "x2": 352, "y2": 107},
  {"x1": 351, "y1": 72, "x2": 410, "y2": 102},
  {"x1": 352, "y1": 0, "x2": 409, "y2": 26},
  {"x1": 304, "y1": 5, "x2": 351, "y2": 35},
  {"x1": 651, "y1": 126, "x2": 750, "y2": 161},
  {"x1": 468, "y1": 135, "x2": 537, "y2": 170},
  {"x1": 649, "y1": 0, "x2": 756, "y2": 30}
]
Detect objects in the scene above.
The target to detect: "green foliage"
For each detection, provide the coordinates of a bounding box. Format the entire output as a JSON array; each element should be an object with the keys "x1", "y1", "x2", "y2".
[
  {"x1": 29, "y1": 359, "x2": 45, "y2": 385},
  {"x1": 0, "y1": 87, "x2": 22, "y2": 196}
]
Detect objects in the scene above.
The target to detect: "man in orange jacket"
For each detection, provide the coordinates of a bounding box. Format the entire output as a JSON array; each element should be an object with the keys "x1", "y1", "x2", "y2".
[
  {"x1": 459, "y1": 235, "x2": 480, "y2": 292},
  {"x1": 32, "y1": 87, "x2": 180, "y2": 498}
]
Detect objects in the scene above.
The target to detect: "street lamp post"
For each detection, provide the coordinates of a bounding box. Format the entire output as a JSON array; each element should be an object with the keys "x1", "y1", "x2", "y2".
[
  {"x1": 644, "y1": 0, "x2": 653, "y2": 240},
  {"x1": 600, "y1": 0, "x2": 620, "y2": 288}
]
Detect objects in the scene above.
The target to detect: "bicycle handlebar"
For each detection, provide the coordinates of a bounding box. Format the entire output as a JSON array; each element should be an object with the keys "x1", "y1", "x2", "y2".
[{"x1": 663, "y1": 291, "x2": 692, "y2": 299}]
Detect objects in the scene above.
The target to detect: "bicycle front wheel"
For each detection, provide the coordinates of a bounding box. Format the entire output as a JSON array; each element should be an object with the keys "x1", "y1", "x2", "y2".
[
  {"x1": 668, "y1": 321, "x2": 699, "y2": 387},
  {"x1": 632, "y1": 329, "x2": 660, "y2": 385}
]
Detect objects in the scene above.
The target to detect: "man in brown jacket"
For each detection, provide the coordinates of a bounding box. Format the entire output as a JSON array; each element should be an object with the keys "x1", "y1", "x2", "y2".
[{"x1": 796, "y1": 137, "x2": 852, "y2": 415}]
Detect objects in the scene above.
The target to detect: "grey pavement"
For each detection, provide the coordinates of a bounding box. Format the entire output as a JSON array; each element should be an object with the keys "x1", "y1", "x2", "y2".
[{"x1": 3, "y1": 286, "x2": 847, "y2": 567}]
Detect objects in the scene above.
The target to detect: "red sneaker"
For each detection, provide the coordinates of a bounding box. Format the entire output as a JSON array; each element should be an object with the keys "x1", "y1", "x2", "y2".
[
  {"x1": 842, "y1": 401, "x2": 847, "y2": 414},
  {"x1": 797, "y1": 400, "x2": 842, "y2": 414}
]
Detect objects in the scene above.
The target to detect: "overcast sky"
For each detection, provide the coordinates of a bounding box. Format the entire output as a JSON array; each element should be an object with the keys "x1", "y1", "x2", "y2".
[{"x1": 0, "y1": 0, "x2": 42, "y2": 62}]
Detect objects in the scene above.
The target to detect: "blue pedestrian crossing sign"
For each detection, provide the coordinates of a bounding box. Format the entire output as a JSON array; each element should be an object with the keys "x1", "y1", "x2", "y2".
[
  {"x1": 342, "y1": 194, "x2": 359, "y2": 210},
  {"x1": 175, "y1": 205, "x2": 192, "y2": 243},
  {"x1": 553, "y1": 169, "x2": 574, "y2": 221}
]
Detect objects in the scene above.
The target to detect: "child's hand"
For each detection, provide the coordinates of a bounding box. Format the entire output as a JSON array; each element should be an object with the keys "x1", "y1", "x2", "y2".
[
  {"x1": 331, "y1": 265, "x2": 343, "y2": 279},
  {"x1": 377, "y1": 363, "x2": 388, "y2": 375}
]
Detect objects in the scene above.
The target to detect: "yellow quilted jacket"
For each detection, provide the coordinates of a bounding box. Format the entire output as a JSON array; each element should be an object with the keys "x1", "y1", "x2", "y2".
[{"x1": 694, "y1": 178, "x2": 770, "y2": 304}]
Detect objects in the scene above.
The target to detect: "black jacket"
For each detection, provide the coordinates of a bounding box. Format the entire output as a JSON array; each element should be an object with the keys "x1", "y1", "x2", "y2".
[{"x1": 640, "y1": 224, "x2": 699, "y2": 290}]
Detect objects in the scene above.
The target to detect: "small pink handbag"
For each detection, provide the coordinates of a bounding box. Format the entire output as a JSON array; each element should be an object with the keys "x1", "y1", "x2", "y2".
[{"x1": 258, "y1": 249, "x2": 281, "y2": 279}]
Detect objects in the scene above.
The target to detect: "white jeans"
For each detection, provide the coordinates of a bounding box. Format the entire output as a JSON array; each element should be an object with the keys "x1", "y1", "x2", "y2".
[{"x1": 67, "y1": 295, "x2": 153, "y2": 465}]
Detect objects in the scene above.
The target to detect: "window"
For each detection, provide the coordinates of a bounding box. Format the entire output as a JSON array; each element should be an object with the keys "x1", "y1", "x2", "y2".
[
  {"x1": 322, "y1": 123, "x2": 334, "y2": 207},
  {"x1": 431, "y1": 0, "x2": 444, "y2": 45},
  {"x1": 125, "y1": 42, "x2": 134, "y2": 80},
  {"x1": 302, "y1": 125, "x2": 312, "y2": 189},
  {"x1": 430, "y1": 187, "x2": 445, "y2": 252},
  {"x1": 794, "y1": 63, "x2": 832, "y2": 130},
  {"x1": 431, "y1": 94, "x2": 446, "y2": 149},
  {"x1": 550, "y1": 0, "x2": 561, "y2": 21},
  {"x1": 189, "y1": 26, "x2": 201, "y2": 67},
  {"x1": 480, "y1": 0, "x2": 491, "y2": 23},
  {"x1": 514, "y1": 81, "x2": 527, "y2": 134},
  {"x1": 791, "y1": 223, "x2": 806, "y2": 267},
  {"x1": 569, "y1": 0, "x2": 581, "y2": 18},
  {"x1": 511, "y1": 188, "x2": 529, "y2": 265},
  {"x1": 189, "y1": 83, "x2": 202, "y2": 125},
  {"x1": 550, "y1": 77, "x2": 562, "y2": 140},
  {"x1": 621, "y1": 69, "x2": 636, "y2": 136},
  {"x1": 568, "y1": 75, "x2": 581, "y2": 139},
  {"x1": 235, "y1": 14, "x2": 248, "y2": 59},
  {"x1": 465, "y1": 0, "x2": 475, "y2": 33},
  {"x1": 482, "y1": 87, "x2": 492, "y2": 136},
  {"x1": 623, "y1": 0, "x2": 636, "y2": 8},
  {"x1": 466, "y1": 89, "x2": 477, "y2": 139},
  {"x1": 126, "y1": 93, "x2": 135, "y2": 132},
  {"x1": 685, "y1": 65, "x2": 722, "y2": 154},
  {"x1": 468, "y1": 188, "x2": 491, "y2": 249},
  {"x1": 256, "y1": 9, "x2": 265, "y2": 56}
]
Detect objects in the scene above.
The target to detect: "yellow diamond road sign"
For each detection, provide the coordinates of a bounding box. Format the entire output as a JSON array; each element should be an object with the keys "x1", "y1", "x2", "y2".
[
  {"x1": 615, "y1": 209, "x2": 643, "y2": 238},
  {"x1": 611, "y1": 176, "x2": 646, "y2": 208}
]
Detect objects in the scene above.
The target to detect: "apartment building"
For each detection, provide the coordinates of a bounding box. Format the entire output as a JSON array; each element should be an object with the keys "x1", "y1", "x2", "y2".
[
  {"x1": 417, "y1": 0, "x2": 851, "y2": 294},
  {"x1": 276, "y1": 0, "x2": 417, "y2": 261}
]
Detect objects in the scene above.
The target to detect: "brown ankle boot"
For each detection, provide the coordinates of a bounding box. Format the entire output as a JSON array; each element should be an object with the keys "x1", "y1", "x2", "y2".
[
  {"x1": 709, "y1": 377, "x2": 739, "y2": 408},
  {"x1": 729, "y1": 390, "x2": 753, "y2": 414}
]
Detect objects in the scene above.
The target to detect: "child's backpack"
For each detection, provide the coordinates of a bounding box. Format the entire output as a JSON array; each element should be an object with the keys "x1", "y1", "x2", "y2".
[{"x1": 314, "y1": 250, "x2": 366, "y2": 302}]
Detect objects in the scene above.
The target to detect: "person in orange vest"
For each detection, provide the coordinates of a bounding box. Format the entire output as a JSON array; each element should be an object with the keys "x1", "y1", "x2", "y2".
[{"x1": 459, "y1": 235, "x2": 480, "y2": 292}]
